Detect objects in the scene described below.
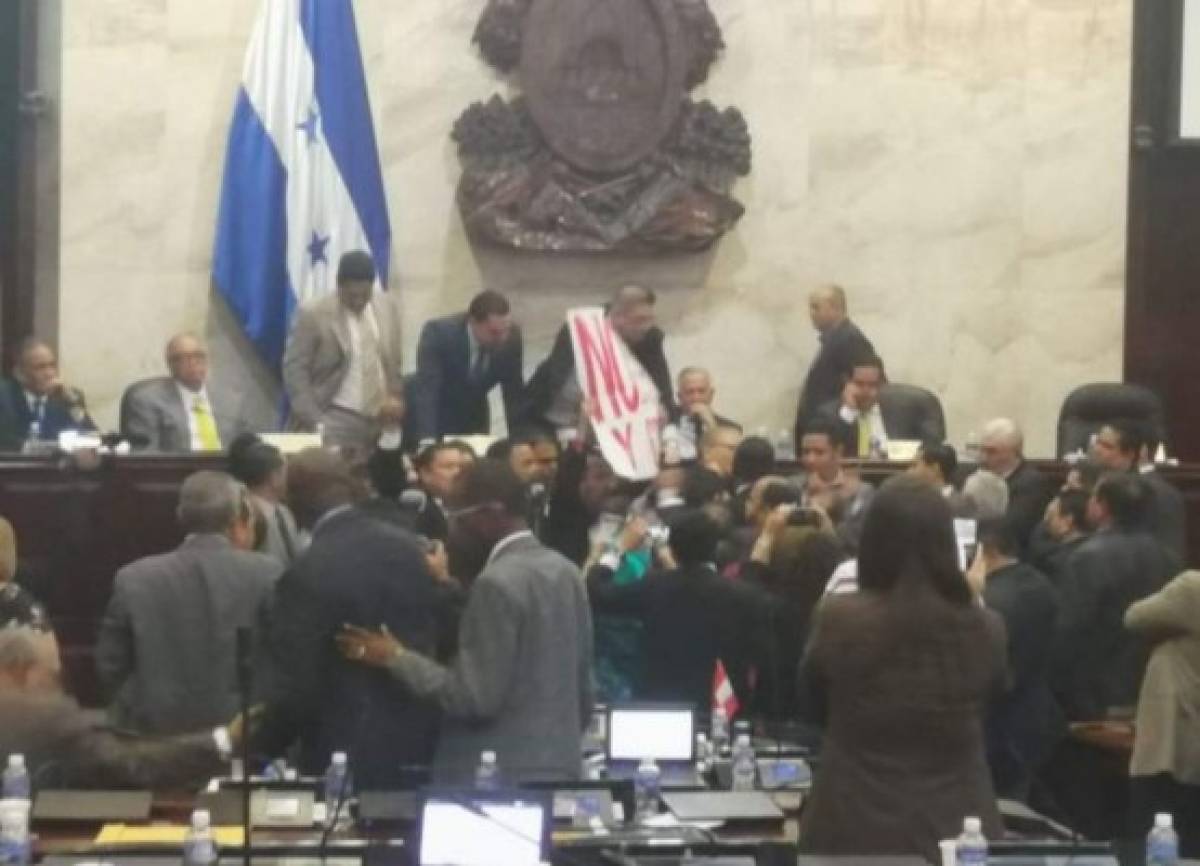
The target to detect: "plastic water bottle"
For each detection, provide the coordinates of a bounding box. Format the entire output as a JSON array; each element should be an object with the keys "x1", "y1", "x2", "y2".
[
  {"x1": 1147, "y1": 813, "x2": 1180, "y2": 866},
  {"x1": 21, "y1": 422, "x2": 39, "y2": 453},
  {"x1": 0, "y1": 798, "x2": 30, "y2": 866},
  {"x1": 956, "y1": 816, "x2": 988, "y2": 866},
  {"x1": 324, "y1": 751, "x2": 351, "y2": 825},
  {"x1": 633, "y1": 759, "x2": 661, "y2": 822},
  {"x1": 1, "y1": 756, "x2": 28, "y2": 800},
  {"x1": 475, "y1": 750, "x2": 500, "y2": 790},
  {"x1": 775, "y1": 429, "x2": 795, "y2": 462},
  {"x1": 182, "y1": 809, "x2": 217, "y2": 866},
  {"x1": 731, "y1": 734, "x2": 756, "y2": 791},
  {"x1": 710, "y1": 707, "x2": 730, "y2": 756},
  {"x1": 695, "y1": 732, "x2": 712, "y2": 773}
]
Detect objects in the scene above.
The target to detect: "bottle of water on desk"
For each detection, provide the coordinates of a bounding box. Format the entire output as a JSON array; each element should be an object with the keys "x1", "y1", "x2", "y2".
[
  {"x1": 475, "y1": 750, "x2": 500, "y2": 790},
  {"x1": 731, "y1": 734, "x2": 756, "y2": 791},
  {"x1": 634, "y1": 759, "x2": 660, "y2": 823},
  {"x1": 955, "y1": 816, "x2": 987, "y2": 866},
  {"x1": 20, "y1": 423, "x2": 39, "y2": 454},
  {"x1": 775, "y1": 429, "x2": 795, "y2": 462},
  {"x1": 324, "y1": 751, "x2": 351, "y2": 826},
  {"x1": 2, "y1": 756, "x2": 28, "y2": 800},
  {"x1": 182, "y1": 809, "x2": 217, "y2": 866},
  {"x1": 710, "y1": 707, "x2": 730, "y2": 756},
  {"x1": 1147, "y1": 813, "x2": 1179, "y2": 866}
]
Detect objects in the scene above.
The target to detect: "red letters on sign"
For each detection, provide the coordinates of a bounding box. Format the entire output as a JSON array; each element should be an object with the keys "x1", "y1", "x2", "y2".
[{"x1": 572, "y1": 316, "x2": 642, "y2": 423}]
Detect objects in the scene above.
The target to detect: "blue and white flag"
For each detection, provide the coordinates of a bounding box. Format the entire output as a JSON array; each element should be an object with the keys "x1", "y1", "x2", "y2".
[{"x1": 213, "y1": 0, "x2": 391, "y2": 370}]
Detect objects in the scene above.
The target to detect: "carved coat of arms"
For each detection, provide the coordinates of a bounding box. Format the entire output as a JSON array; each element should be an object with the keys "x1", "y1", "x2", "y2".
[{"x1": 452, "y1": 0, "x2": 752, "y2": 253}]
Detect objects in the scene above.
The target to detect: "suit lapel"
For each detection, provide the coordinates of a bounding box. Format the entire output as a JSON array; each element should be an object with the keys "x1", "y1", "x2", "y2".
[{"x1": 164, "y1": 382, "x2": 192, "y2": 451}]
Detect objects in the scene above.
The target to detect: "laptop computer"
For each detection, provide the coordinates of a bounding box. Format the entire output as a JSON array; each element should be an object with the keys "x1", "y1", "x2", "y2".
[
  {"x1": 415, "y1": 789, "x2": 551, "y2": 866},
  {"x1": 605, "y1": 703, "x2": 706, "y2": 789}
]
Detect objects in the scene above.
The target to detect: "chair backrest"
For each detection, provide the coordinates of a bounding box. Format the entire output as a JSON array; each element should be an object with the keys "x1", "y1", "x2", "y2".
[
  {"x1": 1056, "y1": 382, "x2": 1166, "y2": 458},
  {"x1": 881, "y1": 382, "x2": 947, "y2": 443}
]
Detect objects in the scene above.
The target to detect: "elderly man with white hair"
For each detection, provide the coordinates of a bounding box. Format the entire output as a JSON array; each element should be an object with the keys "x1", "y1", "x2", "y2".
[{"x1": 978, "y1": 418, "x2": 1053, "y2": 551}]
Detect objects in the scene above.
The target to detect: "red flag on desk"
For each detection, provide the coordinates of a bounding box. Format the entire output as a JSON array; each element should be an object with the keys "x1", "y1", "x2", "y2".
[{"x1": 712, "y1": 659, "x2": 740, "y2": 719}]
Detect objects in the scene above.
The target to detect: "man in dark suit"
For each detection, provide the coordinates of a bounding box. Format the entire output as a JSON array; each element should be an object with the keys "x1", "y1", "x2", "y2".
[
  {"x1": 979, "y1": 418, "x2": 1052, "y2": 552},
  {"x1": 0, "y1": 338, "x2": 95, "y2": 450},
  {"x1": 663, "y1": 367, "x2": 741, "y2": 462},
  {"x1": 1092, "y1": 419, "x2": 1187, "y2": 561},
  {"x1": 524, "y1": 285, "x2": 675, "y2": 434},
  {"x1": 793, "y1": 285, "x2": 877, "y2": 445},
  {"x1": 971, "y1": 517, "x2": 1063, "y2": 799},
  {"x1": 1, "y1": 626, "x2": 233, "y2": 790},
  {"x1": 120, "y1": 333, "x2": 245, "y2": 452},
  {"x1": 95, "y1": 471, "x2": 282, "y2": 735},
  {"x1": 255, "y1": 448, "x2": 443, "y2": 787},
  {"x1": 412, "y1": 290, "x2": 524, "y2": 443},
  {"x1": 814, "y1": 354, "x2": 940, "y2": 457},
  {"x1": 1053, "y1": 473, "x2": 1181, "y2": 721}
]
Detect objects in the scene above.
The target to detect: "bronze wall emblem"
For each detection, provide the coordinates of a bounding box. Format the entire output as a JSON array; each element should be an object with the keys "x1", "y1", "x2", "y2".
[{"x1": 453, "y1": 0, "x2": 751, "y2": 253}]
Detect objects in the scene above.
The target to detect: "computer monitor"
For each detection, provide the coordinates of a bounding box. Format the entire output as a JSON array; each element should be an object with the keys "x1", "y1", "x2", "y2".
[
  {"x1": 606, "y1": 703, "x2": 696, "y2": 763},
  {"x1": 416, "y1": 790, "x2": 550, "y2": 866}
]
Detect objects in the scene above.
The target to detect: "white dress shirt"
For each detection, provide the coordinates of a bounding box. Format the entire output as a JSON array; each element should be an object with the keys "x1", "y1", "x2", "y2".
[{"x1": 332, "y1": 306, "x2": 384, "y2": 415}]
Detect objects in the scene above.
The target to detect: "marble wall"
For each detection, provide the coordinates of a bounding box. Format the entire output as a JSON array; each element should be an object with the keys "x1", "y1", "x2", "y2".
[{"x1": 52, "y1": 0, "x2": 1131, "y2": 456}]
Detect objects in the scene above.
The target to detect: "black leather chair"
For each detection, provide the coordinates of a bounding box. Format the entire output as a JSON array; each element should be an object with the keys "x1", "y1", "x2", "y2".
[
  {"x1": 880, "y1": 382, "x2": 947, "y2": 444},
  {"x1": 1056, "y1": 382, "x2": 1165, "y2": 458}
]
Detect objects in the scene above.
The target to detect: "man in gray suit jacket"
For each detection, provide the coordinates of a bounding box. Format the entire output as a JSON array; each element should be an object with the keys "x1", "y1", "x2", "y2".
[
  {"x1": 95, "y1": 471, "x2": 282, "y2": 735},
  {"x1": 282, "y1": 251, "x2": 405, "y2": 452},
  {"x1": 339, "y1": 459, "x2": 594, "y2": 784},
  {"x1": 120, "y1": 333, "x2": 245, "y2": 452}
]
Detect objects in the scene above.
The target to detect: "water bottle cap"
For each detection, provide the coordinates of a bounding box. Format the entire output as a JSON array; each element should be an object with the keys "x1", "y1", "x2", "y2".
[
  {"x1": 192, "y1": 809, "x2": 211, "y2": 830},
  {"x1": 1154, "y1": 813, "x2": 1173, "y2": 829},
  {"x1": 6, "y1": 755, "x2": 23, "y2": 771},
  {"x1": 963, "y1": 816, "x2": 982, "y2": 834},
  {"x1": 331, "y1": 752, "x2": 347, "y2": 766},
  {"x1": 696, "y1": 733, "x2": 708, "y2": 743},
  {"x1": 481, "y1": 751, "x2": 497, "y2": 763}
]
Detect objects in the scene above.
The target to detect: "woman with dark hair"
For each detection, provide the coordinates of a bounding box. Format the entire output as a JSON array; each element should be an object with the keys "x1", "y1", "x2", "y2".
[{"x1": 798, "y1": 475, "x2": 1006, "y2": 863}]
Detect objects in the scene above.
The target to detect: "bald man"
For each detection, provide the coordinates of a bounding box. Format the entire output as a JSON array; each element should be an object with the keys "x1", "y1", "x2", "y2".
[
  {"x1": 793, "y1": 285, "x2": 878, "y2": 446},
  {"x1": 119, "y1": 333, "x2": 247, "y2": 452},
  {"x1": 978, "y1": 417, "x2": 1053, "y2": 550},
  {"x1": 0, "y1": 338, "x2": 95, "y2": 450},
  {"x1": 524, "y1": 285, "x2": 676, "y2": 434}
]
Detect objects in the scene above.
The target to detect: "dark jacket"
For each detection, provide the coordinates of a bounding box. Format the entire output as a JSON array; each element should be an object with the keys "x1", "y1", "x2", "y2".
[
  {"x1": 258, "y1": 507, "x2": 442, "y2": 786},
  {"x1": 981, "y1": 562, "x2": 1065, "y2": 796},
  {"x1": 1141, "y1": 468, "x2": 1187, "y2": 562},
  {"x1": 1004, "y1": 460, "x2": 1053, "y2": 552},
  {"x1": 0, "y1": 378, "x2": 95, "y2": 449},
  {"x1": 1053, "y1": 527, "x2": 1181, "y2": 721},
  {"x1": 814, "y1": 394, "x2": 943, "y2": 457},
  {"x1": 412, "y1": 314, "x2": 524, "y2": 442},
  {"x1": 586, "y1": 562, "x2": 769, "y2": 714},
  {"x1": 798, "y1": 585, "x2": 1005, "y2": 864},
  {"x1": 523, "y1": 321, "x2": 675, "y2": 431},
  {"x1": 794, "y1": 318, "x2": 876, "y2": 441}
]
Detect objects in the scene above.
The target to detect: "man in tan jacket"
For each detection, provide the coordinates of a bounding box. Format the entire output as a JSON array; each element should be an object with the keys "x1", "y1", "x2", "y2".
[{"x1": 282, "y1": 250, "x2": 404, "y2": 452}]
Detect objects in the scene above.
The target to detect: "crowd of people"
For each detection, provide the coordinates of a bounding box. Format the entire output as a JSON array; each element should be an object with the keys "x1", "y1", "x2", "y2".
[{"x1": 0, "y1": 253, "x2": 1197, "y2": 861}]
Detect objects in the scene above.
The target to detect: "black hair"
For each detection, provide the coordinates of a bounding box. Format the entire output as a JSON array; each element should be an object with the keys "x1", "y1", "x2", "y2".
[
  {"x1": 732, "y1": 437, "x2": 775, "y2": 484},
  {"x1": 800, "y1": 417, "x2": 844, "y2": 452},
  {"x1": 760, "y1": 480, "x2": 802, "y2": 511},
  {"x1": 467, "y1": 289, "x2": 511, "y2": 321},
  {"x1": 977, "y1": 516, "x2": 1021, "y2": 558},
  {"x1": 1094, "y1": 472, "x2": 1150, "y2": 530},
  {"x1": 458, "y1": 458, "x2": 528, "y2": 518},
  {"x1": 682, "y1": 466, "x2": 729, "y2": 507},
  {"x1": 415, "y1": 441, "x2": 461, "y2": 470},
  {"x1": 665, "y1": 508, "x2": 720, "y2": 565},
  {"x1": 336, "y1": 250, "x2": 376, "y2": 284},
  {"x1": 1104, "y1": 418, "x2": 1146, "y2": 459},
  {"x1": 1066, "y1": 459, "x2": 1104, "y2": 493},
  {"x1": 1055, "y1": 488, "x2": 1090, "y2": 530},
  {"x1": 227, "y1": 432, "x2": 284, "y2": 488},
  {"x1": 918, "y1": 441, "x2": 958, "y2": 481}
]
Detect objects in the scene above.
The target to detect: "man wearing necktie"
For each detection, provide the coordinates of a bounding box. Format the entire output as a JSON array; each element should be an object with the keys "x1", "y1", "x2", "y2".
[
  {"x1": 818, "y1": 354, "x2": 890, "y2": 460},
  {"x1": 0, "y1": 338, "x2": 95, "y2": 451},
  {"x1": 283, "y1": 251, "x2": 406, "y2": 453}
]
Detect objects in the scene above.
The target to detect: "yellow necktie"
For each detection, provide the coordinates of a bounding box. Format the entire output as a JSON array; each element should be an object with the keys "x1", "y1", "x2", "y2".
[
  {"x1": 857, "y1": 417, "x2": 870, "y2": 457},
  {"x1": 192, "y1": 396, "x2": 221, "y2": 451}
]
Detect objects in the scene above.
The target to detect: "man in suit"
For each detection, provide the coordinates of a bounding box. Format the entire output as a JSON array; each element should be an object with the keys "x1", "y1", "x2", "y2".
[
  {"x1": 412, "y1": 290, "x2": 524, "y2": 443},
  {"x1": 119, "y1": 333, "x2": 244, "y2": 452},
  {"x1": 790, "y1": 418, "x2": 874, "y2": 553},
  {"x1": 282, "y1": 250, "x2": 405, "y2": 452},
  {"x1": 1034, "y1": 488, "x2": 1091, "y2": 587},
  {"x1": 95, "y1": 471, "x2": 282, "y2": 735},
  {"x1": 524, "y1": 285, "x2": 675, "y2": 434},
  {"x1": 338, "y1": 459, "x2": 594, "y2": 785},
  {"x1": 793, "y1": 285, "x2": 878, "y2": 445},
  {"x1": 254, "y1": 448, "x2": 444, "y2": 787},
  {"x1": 0, "y1": 626, "x2": 234, "y2": 790},
  {"x1": 662, "y1": 367, "x2": 741, "y2": 462},
  {"x1": 969, "y1": 517, "x2": 1063, "y2": 799},
  {"x1": 978, "y1": 417, "x2": 1053, "y2": 552},
  {"x1": 0, "y1": 338, "x2": 95, "y2": 450},
  {"x1": 815, "y1": 354, "x2": 940, "y2": 458},
  {"x1": 228, "y1": 434, "x2": 303, "y2": 566},
  {"x1": 1092, "y1": 418, "x2": 1187, "y2": 560},
  {"x1": 1053, "y1": 473, "x2": 1181, "y2": 721}
]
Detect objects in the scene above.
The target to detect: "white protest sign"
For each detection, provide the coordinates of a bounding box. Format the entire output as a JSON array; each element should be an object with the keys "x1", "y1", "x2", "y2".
[{"x1": 567, "y1": 307, "x2": 662, "y2": 480}]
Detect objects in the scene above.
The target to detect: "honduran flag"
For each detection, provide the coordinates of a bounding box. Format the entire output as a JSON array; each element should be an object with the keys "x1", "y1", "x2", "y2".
[
  {"x1": 712, "y1": 659, "x2": 740, "y2": 721},
  {"x1": 213, "y1": 0, "x2": 391, "y2": 371}
]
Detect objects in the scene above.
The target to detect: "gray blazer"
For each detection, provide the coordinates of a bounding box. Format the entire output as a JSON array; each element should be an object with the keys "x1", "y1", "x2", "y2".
[
  {"x1": 119, "y1": 376, "x2": 245, "y2": 452},
  {"x1": 95, "y1": 534, "x2": 282, "y2": 735},
  {"x1": 387, "y1": 533, "x2": 594, "y2": 784},
  {"x1": 281, "y1": 293, "x2": 404, "y2": 429}
]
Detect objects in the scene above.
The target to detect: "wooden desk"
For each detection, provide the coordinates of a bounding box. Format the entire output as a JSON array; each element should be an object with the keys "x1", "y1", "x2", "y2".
[{"x1": 2, "y1": 454, "x2": 1199, "y2": 706}]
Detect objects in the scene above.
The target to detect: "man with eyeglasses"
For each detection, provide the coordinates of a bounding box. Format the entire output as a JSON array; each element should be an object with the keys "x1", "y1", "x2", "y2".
[
  {"x1": 339, "y1": 459, "x2": 594, "y2": 784},
  {"x1": 120, "y1": 332, "x2": 246, "y2": 452}
]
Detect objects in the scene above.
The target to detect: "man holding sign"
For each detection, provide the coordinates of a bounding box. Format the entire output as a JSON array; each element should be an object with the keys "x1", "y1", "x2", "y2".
[{"x1": 524, "y1": 286, "x2": 676, "y2": 467}]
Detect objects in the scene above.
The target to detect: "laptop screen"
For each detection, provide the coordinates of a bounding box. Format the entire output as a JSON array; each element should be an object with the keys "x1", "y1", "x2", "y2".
[
  {"x1": 607, "y1": 705, "x2": 695, "y2": 762},
  {"x1": 418, "y1": 793, "x2": 548, "y2": 866}
]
